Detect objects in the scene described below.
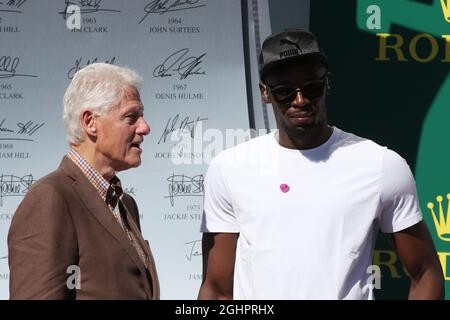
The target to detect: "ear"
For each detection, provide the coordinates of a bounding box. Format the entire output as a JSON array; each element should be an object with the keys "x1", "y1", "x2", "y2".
[
  {"x1": 259, "y1": 81, "x2": 271, "y2": 104},
  {"x1": 80, "y1": 109, "x2": 98, "y2": 137},
  {"x1": 326, "y1": 72, "x2": 331, "y2": 96}
]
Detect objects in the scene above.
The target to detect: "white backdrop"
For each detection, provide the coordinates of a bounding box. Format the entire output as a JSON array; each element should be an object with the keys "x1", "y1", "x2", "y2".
[{"x1": 0, "y1": 0, "x2": 273, "y2": 299}]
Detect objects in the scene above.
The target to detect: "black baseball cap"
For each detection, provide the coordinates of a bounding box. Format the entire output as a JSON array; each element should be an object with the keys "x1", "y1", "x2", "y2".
[{"x1": 259, "y1": 29, "x2": 328, "y2": 78}]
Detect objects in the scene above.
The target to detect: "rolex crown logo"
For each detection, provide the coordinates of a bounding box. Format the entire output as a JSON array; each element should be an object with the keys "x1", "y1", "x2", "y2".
[
  {"x1": 441, "y1": 0, "x2": 450, "y2": 23},
  {"x1": 427, "y1": 194, "x2": 450, "y2": 241}
]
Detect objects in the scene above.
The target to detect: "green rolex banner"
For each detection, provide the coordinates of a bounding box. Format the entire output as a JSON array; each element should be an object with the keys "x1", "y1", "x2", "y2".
[{"x1": 311, "y1": 0, "x2": 450, "y2": 299}]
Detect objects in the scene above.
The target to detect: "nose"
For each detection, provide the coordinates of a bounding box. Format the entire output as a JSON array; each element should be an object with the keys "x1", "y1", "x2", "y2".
[
  {"x1": 137, "y1": 117, "x2": 151, "y2": 136},
  {"x1": 290, "y1": 90, "x2": 309, "y2": 108}
]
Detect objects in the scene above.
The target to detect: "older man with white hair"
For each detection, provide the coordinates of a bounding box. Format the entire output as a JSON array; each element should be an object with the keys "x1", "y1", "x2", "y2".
[{"x1": 8, "y1": 63, "x2": 159, "y2": 299}]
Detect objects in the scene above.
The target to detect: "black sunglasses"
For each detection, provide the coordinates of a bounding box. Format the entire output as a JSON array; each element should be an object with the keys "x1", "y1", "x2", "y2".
[{"x1": 266, "y1": 77, "x2": 327, "y2": 104}]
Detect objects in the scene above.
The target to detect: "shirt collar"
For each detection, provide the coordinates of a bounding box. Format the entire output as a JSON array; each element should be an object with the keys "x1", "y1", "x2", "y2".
[{"x1": 67, "y1": 149, "x2": 121, "y2": 201}]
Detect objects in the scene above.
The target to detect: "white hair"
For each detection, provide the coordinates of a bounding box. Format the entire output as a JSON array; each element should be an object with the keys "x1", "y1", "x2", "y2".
[{"x1": 63, "y1": 62, "x2": 143, "y2": 145}]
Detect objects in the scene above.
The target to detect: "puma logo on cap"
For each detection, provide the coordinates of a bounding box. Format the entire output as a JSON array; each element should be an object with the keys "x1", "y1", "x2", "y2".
[{"x1": 279, "y1": 39, "x2": 303, "y2": 59}]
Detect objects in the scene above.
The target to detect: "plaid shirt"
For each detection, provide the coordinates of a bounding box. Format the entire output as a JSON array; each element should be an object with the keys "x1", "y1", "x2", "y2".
[
  {"x1": 67, "y1": 149, "x2": 110, "y2": 200},
  {"x1": 67, "y1": 149, "x2": 148, "y2": 268}
]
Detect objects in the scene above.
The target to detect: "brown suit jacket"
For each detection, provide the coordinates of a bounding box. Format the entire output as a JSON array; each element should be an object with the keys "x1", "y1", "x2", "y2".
[{"x1": 8, "y1": 156, "x2": 160, "y2": 299}]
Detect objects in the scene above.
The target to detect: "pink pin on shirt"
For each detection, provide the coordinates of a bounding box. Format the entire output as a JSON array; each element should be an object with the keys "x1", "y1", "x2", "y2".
[{"x1": 280, "y1": 184, "x2": 290, "y2": 193}]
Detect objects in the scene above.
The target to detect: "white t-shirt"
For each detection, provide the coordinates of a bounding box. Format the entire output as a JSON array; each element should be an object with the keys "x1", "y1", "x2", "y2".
[{"x1": 201, "y1": 127, "x2": 422, "y2": 300}]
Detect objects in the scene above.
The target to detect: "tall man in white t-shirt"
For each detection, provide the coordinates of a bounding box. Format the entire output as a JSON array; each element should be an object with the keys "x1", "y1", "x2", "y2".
[{"x1": 198, "y1": 29, "x2": 444, "y2": 299}]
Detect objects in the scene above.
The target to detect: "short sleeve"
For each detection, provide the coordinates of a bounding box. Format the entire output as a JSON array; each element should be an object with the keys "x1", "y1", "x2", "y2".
[
  {"x1": 200, "y1": 152, "x2": 239, "y2": 233},
  {"x1": 379, "y1": 149, "x2": 423, "y2": 233}
]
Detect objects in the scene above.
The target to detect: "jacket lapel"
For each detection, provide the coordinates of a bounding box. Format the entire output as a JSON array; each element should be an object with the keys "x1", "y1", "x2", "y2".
[{"x1": 59, "y1": 157, "x2": 149, "y2": 280}]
